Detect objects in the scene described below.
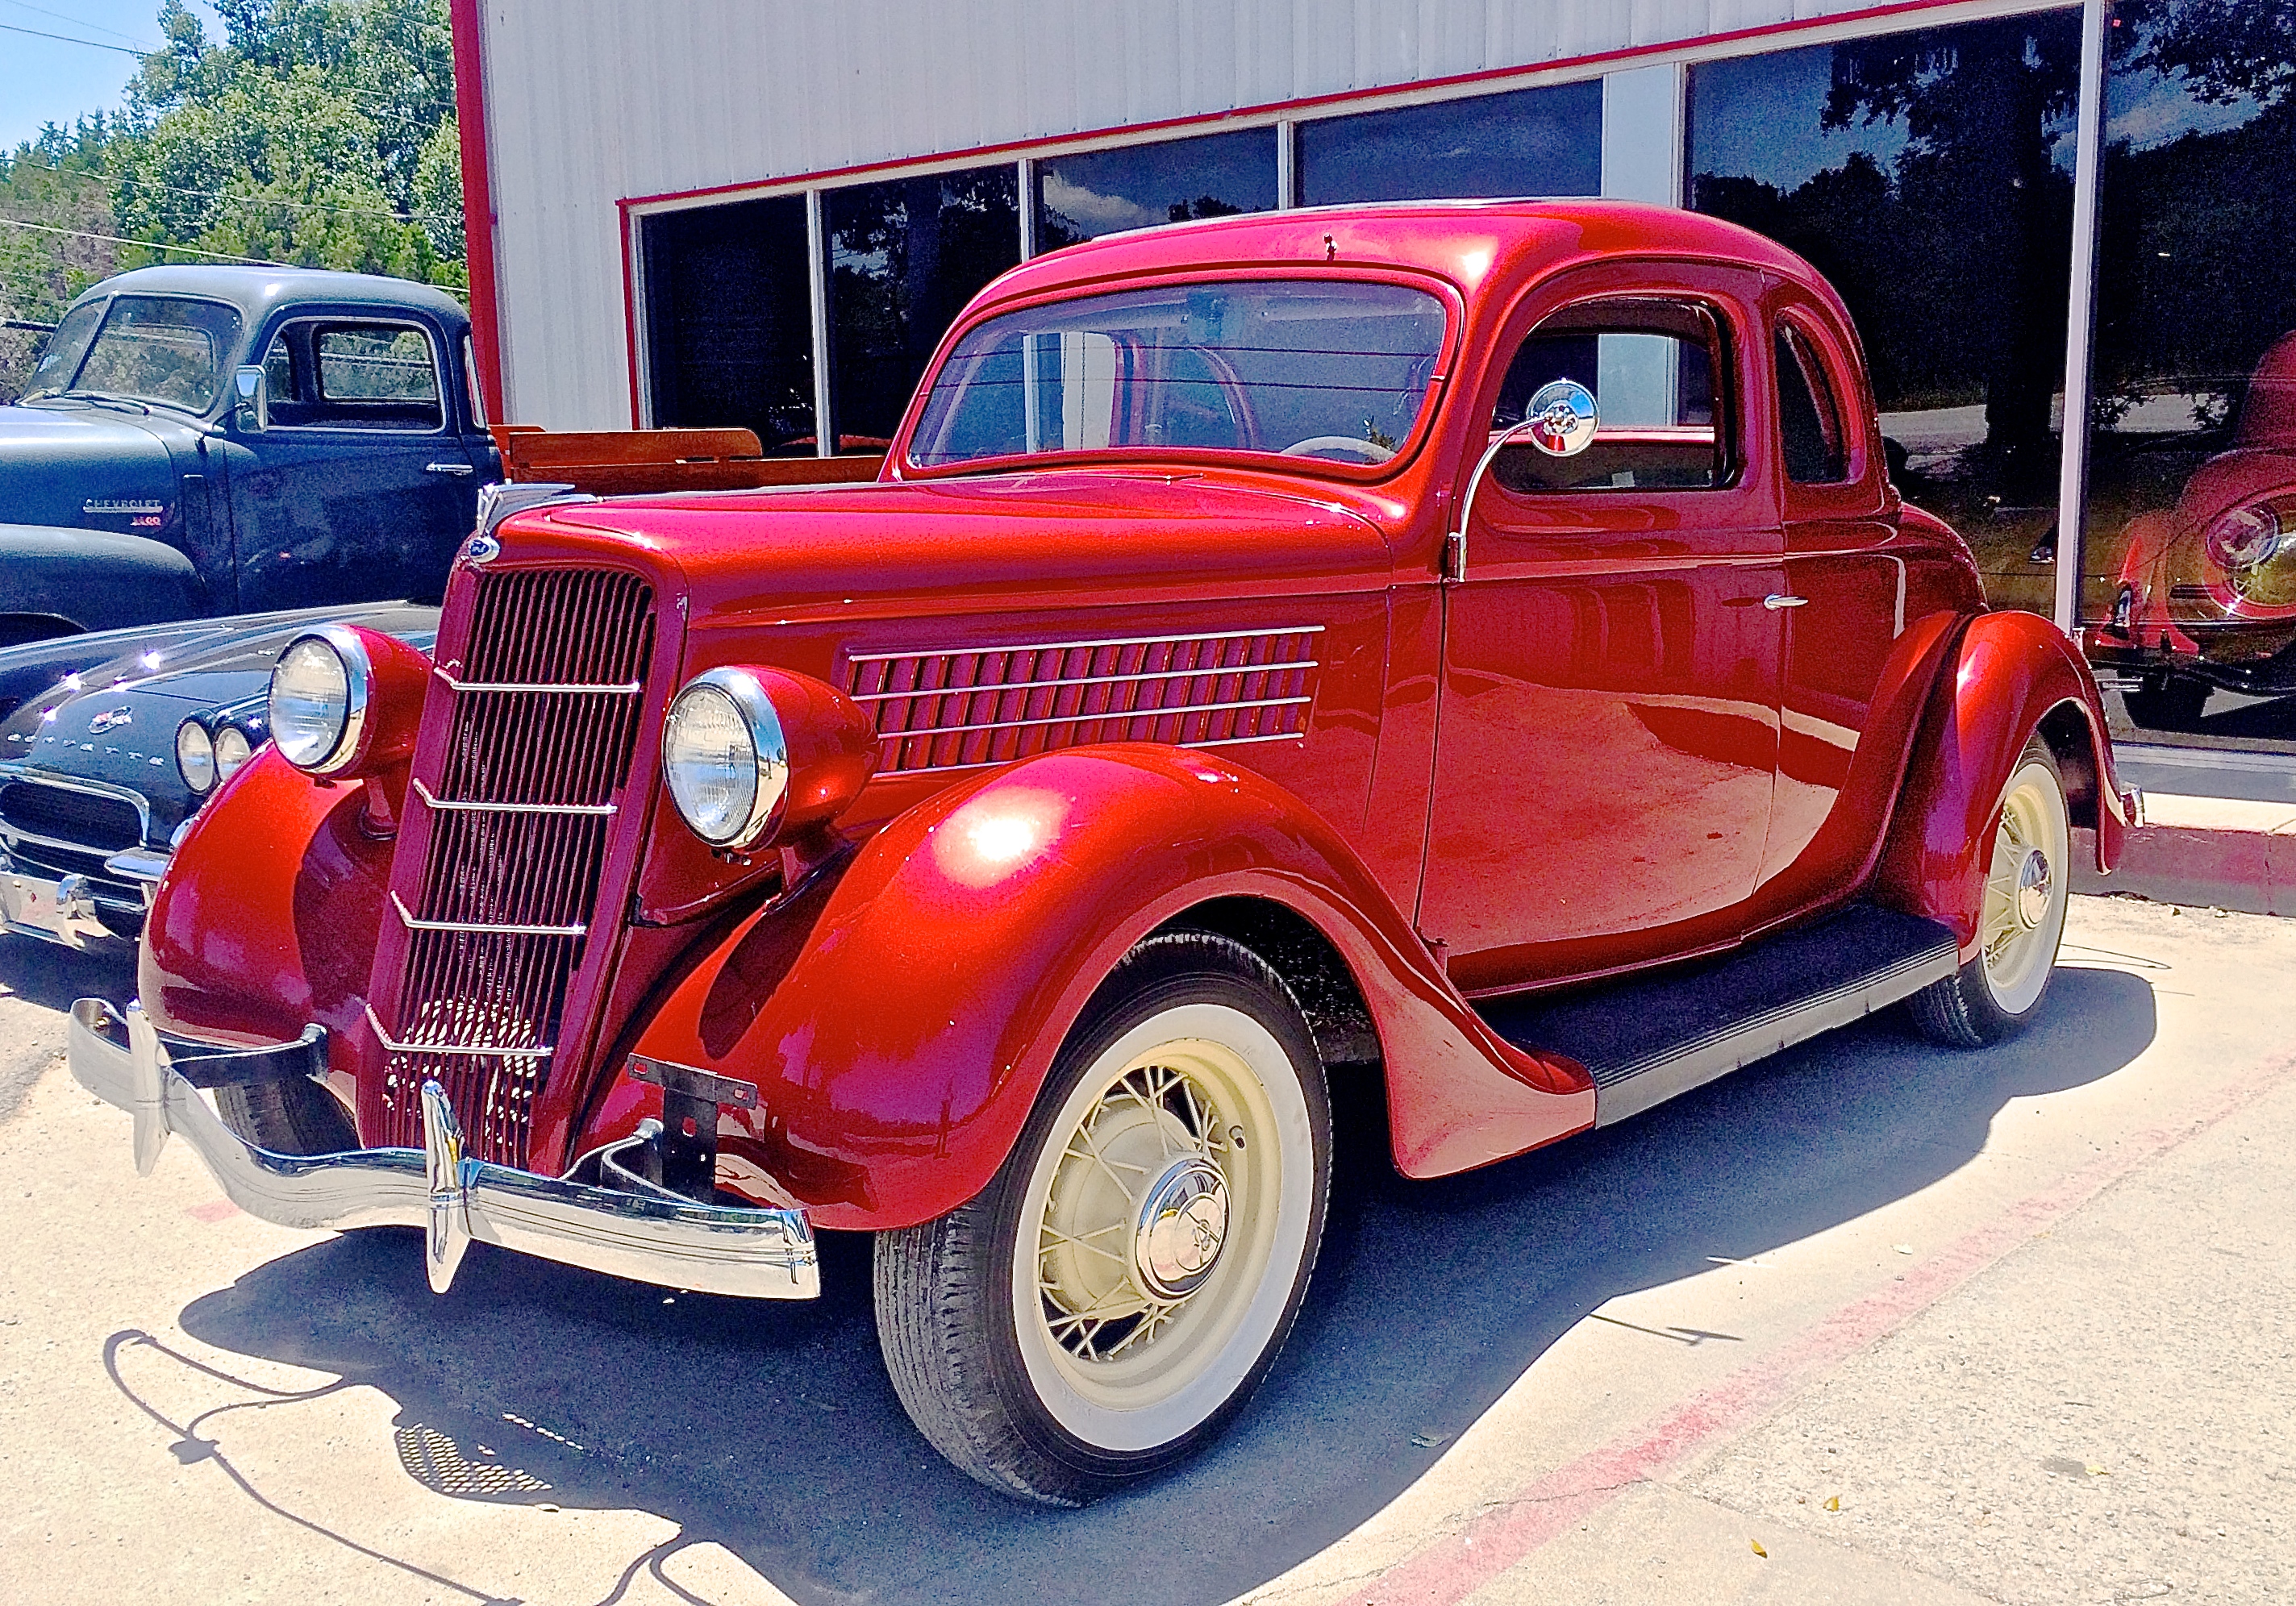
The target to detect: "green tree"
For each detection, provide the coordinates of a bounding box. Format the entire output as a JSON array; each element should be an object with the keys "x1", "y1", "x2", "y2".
[
  {"x1": 0, "y1": 116, "x2": 119, "y2": 400},
  {"x1": 109, "y1": 0, "x2": 465, "y2": 283}
]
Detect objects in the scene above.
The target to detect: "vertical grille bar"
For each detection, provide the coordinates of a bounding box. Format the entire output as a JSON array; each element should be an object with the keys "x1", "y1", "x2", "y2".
[{"x1": 374, "y1": 568, "x2": 656, "y2": 1168}]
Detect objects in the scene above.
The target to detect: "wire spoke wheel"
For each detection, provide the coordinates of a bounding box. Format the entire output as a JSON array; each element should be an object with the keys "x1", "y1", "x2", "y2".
[
  {"x1": 874, "y1": 930, "x2": 1330, "y2": 1504},
  {"x1": 1910, "y1": 739, "x2": 2072, "y2": 1048}
]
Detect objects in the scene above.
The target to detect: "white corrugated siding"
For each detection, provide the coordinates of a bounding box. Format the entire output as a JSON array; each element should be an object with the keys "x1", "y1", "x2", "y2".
[{"x1": 476, "y1": 0, "x2": 2014, "y2": 428}]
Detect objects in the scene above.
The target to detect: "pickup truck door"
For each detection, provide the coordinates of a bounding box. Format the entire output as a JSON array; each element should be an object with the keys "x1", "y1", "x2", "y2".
[
  {"x1": 230, "y1": 311, "x2": 481, "y2": 612},
  {"x1": 1419, "y1": 267, "x2": 1787, "y2": 992}
]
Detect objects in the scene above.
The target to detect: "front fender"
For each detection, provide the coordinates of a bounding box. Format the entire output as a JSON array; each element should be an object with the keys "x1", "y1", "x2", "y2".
[
  {"x1": 140, "y1": 748, "x2": 394, "y2": 1113},
  {"x1": 1876, "y1": 610, "x2": 2127, "y2": 955},
  {"x1": 0, "y1": 524, "x2": 204, "y2": 634},
  {"x1": 622, "y1": 744, "x2": 1594, "y2": 1231}
]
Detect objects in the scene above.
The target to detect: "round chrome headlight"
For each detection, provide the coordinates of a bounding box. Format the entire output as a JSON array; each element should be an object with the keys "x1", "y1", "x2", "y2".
[
  {"x1": 215, "y1": 724, "x2": 255, "y2": 782},
  {"x1": 662, "y1": 667, "x2": 789, "y2": 849},
  {"x1": 269, "y1": 628, "x2": 369, "y2": 773},
  {"x1": 175, "y1": 718, "x2": 215, "y2": 793}
]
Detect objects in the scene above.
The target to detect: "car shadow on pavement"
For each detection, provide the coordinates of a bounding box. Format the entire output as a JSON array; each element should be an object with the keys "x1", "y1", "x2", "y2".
[
  {"x1": 150, "y1": 965, "x2": 2154, "y2": 1606},
  {"x1": 0, "y1": 936, "x2": 136, "y2": 1124}
]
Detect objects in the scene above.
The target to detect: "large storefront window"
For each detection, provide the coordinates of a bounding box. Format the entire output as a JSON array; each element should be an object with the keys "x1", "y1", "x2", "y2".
[
  {"x1": 827, "y1": 164, "x2": 1021, "y2": 447},
  {"x1": 2078, "y1": 7, "x2": 2296, "y2": 744},
  {"x1": 641, "y1": 195, "x2": 815, "y2": 452},
  {"x1": 1035, "y1": 128, "x2": 1277, "y2": 248},
  {"x1": 1688, "y1": 12, "x2": 2082, "y2": 619},
  {"x1": 1297, "y1": 80, "x2": 1601, "y2": 205}
]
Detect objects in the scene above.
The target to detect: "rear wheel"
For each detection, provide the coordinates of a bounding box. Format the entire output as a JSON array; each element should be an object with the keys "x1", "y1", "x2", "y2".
[
  {"x1": 215, "y1": 1076, "x2": 358, "y2": 1155},
  {"x1": 1910, "y1": 739, "x2": 2072, "y2": 1048},
  {"x1": 874, "y1": 930, "x2": 1331, "y2": 1504}
]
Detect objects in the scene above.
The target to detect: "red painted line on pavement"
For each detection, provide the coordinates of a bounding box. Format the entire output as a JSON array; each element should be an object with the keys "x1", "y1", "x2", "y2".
[{"x1": 1340, "y1": 1048, "x2": 2296, "y2": 1606}]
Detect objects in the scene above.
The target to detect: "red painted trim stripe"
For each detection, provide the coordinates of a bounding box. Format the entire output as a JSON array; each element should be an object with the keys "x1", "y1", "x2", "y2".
[
  {"x1": 448, "y1": 0, "x2": 506, "y2": 424},
  {"x1": 1336, "y1": 1043, "x2": 2296, "y2": 1606},
  {"x1": 619, "y1": 0, "x2": 2019, "y2": 213}
]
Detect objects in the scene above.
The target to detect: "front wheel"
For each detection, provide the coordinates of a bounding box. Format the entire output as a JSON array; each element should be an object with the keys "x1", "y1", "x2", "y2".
[
  {"x1": 1909, "y1": 739, "x2": 2073, "y2": 1048},
  {"x1": 874, "y1": 930, "x2": 1331, "y2": 1504}
]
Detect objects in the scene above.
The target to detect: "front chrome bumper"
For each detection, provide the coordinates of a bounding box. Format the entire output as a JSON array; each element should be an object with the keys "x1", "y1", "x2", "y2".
[{"x1": 66, "y1": 998, "x2": 819, "y2": 1300}]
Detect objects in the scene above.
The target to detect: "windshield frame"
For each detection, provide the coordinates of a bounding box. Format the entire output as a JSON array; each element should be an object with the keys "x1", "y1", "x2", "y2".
[
  {"x1": 23, "y1": 292, "x2": 247, "y2": 415},
  {"x1": 893, "y1": 265, "x2": 1464, "y2": 484}
]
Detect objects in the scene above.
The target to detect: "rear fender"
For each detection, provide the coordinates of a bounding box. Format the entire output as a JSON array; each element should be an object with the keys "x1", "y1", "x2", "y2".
[
  {"x1": 617, "y1": 743, "x2": 1594, "y2": 1231},
  {"x1": 1875, "y1": 610, "x2": 2128, "y2": 955},
  {"x1": 140, "y1": 748, "x2": 394, "y2": 1113}
]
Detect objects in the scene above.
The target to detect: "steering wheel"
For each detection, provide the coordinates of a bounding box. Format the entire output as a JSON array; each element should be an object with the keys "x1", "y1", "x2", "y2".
[{"x1": 1278, "y1": 435, "x2": 1391, "y2": 463}]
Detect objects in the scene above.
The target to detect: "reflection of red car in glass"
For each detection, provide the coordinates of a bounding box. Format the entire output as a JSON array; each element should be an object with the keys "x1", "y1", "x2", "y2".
[{"x1": 2090, "y1": 331, "x2": 2296, "y2": 727}]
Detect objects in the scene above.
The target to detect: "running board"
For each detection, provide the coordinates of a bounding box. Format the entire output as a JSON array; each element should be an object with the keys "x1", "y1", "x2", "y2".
[{"x1": 1476, "y1": 905, "x2": 1961, "y2": 1127}]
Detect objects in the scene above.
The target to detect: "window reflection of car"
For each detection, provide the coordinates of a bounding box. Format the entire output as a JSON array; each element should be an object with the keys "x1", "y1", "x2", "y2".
[
  {"x1": 0, "y1": 265, "x2": 497, "y2": 649},
  {"x1": 0, "y1": 605, "x2": 437, "y2": 949},
  {"x1": 2089, "y1": 330, "x2": 2296, "y2": 729}
]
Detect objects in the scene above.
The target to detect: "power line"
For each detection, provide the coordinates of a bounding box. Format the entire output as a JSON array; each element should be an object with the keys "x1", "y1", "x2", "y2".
[
  {"x1": 0, "y1": 215, "x2": 278, "y2": 261},
  {"x1": 0, "y1": 0, "x2": 162, "y2": 52},
  {"x1": 0, "y1": 19, "x2": 146, "y2": 56},
  {"x1": 17, "y1": 160, "x2": 448, "y2": 223}
]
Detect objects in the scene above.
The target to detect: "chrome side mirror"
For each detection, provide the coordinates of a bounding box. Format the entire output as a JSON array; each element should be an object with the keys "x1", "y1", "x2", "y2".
[
  {"x1": 1445, "y1": 419, "x2": 1545, "y2": 581},
  {"x1": 232, "y1": 365, "x2": 267, "y2": 432}
]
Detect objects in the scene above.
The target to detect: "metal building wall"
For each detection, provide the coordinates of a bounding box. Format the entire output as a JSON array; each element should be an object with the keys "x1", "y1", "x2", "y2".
[{"x1": 471, "y1": 0, "x2": 1998, "y2": 429}]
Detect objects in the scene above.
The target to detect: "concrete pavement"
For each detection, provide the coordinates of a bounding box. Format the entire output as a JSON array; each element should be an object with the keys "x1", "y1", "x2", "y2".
[{"x1": 0, "y1": 897, "x2": 2290, "y2": 1605}]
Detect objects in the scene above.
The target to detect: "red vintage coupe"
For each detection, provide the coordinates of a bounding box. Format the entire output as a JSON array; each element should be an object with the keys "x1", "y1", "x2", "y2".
[
  {"x1": 2089, "y1": 330, "x2": 2296, "y2": 727},
  {"x1": 69, "y1": 202, "x2": 2131, "y2": 1504}
]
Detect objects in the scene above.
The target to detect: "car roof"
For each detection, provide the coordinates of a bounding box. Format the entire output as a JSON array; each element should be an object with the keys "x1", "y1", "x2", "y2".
[
  {"x1": 65, "y1": 264, "x2": 470, "y2": 329},
  {"x1": 980, "y1": 198, "x2": 1819, "y2": 305}
]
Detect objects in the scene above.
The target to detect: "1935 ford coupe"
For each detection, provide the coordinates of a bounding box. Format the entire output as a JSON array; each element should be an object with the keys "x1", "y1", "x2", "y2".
[{"x1": 68, "y1": 202, "x2": 2132, "y2": 1504}]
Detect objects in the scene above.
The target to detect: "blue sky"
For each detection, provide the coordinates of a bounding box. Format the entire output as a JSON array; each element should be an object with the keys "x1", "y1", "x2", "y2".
[{"x1": 0, "y1": 0, "x2": 223, "y2": 152}]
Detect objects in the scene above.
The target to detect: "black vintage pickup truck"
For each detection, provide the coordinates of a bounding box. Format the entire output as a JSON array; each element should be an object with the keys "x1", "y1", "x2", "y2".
[{"x1": 1, "y1": 264, "x2": 498, "y2": 650}]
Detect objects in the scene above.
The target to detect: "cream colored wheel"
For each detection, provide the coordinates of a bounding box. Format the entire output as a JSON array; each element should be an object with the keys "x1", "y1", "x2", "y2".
[
  {"x1": 1013, "y1": 1009, "x2": 1315, "y2": 1451},
  {"x1": 873, "y1": 930, "x2": 1331, "y2": 1504},
  {"x1": 1977, "y1": 754, "x2": 2070, "y2": 1016},
  {"x1": 1910, "y1": 739, "x2": 2072, "y2": 1047}
]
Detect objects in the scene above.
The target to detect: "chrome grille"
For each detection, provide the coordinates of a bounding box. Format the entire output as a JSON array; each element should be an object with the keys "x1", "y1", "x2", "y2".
[
  {"x1": 846, "y1": 626, "x2": 1322, "y2": 776},
  {"x1": 375, "y1": 568, "x2": 656, "y2": 1168}
]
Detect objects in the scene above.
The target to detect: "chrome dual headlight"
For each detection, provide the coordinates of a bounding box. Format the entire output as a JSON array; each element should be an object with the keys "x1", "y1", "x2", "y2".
[
  {"x1": 174, "y1": 718, "x2": 258, "y2": 793},
  {"x1": 662, "y1": 667, "x2": 790, "y2": 848},
  {"x1": 269, "y1": 626, "x2": 373, "y2": 774}
]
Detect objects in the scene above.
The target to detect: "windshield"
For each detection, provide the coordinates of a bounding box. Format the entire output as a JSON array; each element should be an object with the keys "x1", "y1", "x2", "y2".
[
  {"x1": 23, "y1": 299, "x2": 104, "y2": 399},
  {"x1": 908, "y1": 279, "x2": 1448, "y2": 469},
  {"x1": 27, "y1": 295, "x2": 242, "y2": 411}
]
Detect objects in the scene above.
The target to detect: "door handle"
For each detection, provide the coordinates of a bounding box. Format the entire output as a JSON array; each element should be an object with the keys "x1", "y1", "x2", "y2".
[
  {"x1": 424, "y1": 461, "x2": 476, "y2": 476},
  {"x1": 1763, "y1": 593, "x2": 1809, "y2": 610}
]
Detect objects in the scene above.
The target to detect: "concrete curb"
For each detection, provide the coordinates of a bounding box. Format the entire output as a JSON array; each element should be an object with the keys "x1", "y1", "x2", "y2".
[{"x1": 2073, "y1": 793, "x2": 2296, "y2": 916}]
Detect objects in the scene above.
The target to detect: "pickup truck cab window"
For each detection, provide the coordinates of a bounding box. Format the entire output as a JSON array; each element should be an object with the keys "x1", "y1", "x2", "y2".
[
  {"x1": 40, "y1": 295, "x2": 241, "y2": 413},
  {"x1": 907, "y1": 278, "x2": 1447, "y2": 469},
  {"x1": 21, "y1": 298, "x2": 103, "y2": 397},
  {"x1": 1490, "y1": 297, "x2": 1731, "y2": 493},
  {"x1": 260, "y1": 318, "x2": 445, "y2": 432}
]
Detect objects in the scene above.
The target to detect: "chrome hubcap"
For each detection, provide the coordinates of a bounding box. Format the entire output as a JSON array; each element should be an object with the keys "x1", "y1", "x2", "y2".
[
  {"x1": 2015, "y1": 848, "x2": 2053, "y2": 930},
  {"x1": 1132, "y1": 1156, "x2": 1230, "y2": 1298}
]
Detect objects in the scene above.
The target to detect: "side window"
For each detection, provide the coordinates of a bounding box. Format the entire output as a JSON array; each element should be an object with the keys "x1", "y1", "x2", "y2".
[
  {"x1": 1491, "y1": 297, "x2": 1729, "y2": 493},
  {"x1": 1775, "y1": 322, "x2": 1848, "y2": 485},
  {"x1": 258, "y1": 321, "x2": 444, "y2": 431}
]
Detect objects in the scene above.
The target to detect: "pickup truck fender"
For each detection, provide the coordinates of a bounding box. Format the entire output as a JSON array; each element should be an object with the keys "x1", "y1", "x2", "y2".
[
  {"x1": 618, "y1": 744, "x2": 1595, "y2": 1232},
  {"x1": 1875, "y1": 609, "x2": 2128, "y2": 955},
  {"x1": 140, "y1": 748, "x2": 395, "y2": 1107},
  {"x1": 0, "y1": 523, "x2": 204, "y2": 641}
]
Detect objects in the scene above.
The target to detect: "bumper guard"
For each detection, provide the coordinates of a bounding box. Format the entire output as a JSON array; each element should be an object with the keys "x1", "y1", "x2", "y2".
[{"x1": 66, "y1": 998, "x2": 818, "y2": 1300}]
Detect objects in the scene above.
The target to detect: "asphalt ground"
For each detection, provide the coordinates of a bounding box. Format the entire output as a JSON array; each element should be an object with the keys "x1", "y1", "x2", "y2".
[{"x1": 0, "y1": 895, "x2": 2289, "y2": 1606}]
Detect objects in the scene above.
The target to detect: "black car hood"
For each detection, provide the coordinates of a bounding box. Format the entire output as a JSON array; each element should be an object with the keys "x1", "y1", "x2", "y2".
[
  {"x1": 0, "y1": 400, "x2": 185, "y2": 530},
  {"x1": 1, "y1": 602, "x2": 439, "y2": 846}
]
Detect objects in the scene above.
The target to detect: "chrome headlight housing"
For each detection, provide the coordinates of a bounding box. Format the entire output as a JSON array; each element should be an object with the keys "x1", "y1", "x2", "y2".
[
  {"x1": 662, "y1": 667, "x2": 790, "y2": 849},
  {"x1": 175, "y1": 718, "x2": 215, "y2": 793},
  {"x1": 269, "y1": 626, "x2": 371, "y2": 774}
]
